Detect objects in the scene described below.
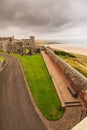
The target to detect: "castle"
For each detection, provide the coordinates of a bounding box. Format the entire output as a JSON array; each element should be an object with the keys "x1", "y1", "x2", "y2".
[{"x1": 0, "y1": 36, "x2": 39, "y2": 55}]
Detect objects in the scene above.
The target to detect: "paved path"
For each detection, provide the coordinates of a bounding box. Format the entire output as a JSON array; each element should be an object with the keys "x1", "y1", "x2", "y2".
[
  {"x1": 0, "y1": 54, "x2": 47, "y2": 130},
  {"x1": 41, "y1": 51, "x2": 79, "y2": 103}
]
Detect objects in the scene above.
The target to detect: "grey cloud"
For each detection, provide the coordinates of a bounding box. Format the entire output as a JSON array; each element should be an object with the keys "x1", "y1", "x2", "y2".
[
  {"x1": 0, "y1": 0, "x2": 87, "y2": 34},
  {"x1": 0, "y1": 0, "x2": 75, "y2": 31}
]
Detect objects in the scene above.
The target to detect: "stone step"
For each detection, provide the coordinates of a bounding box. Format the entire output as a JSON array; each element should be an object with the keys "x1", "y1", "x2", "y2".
[
  {"x1": 65, "y1": 101, "x2": 80, "y2": 104},
  {"x1": 65, "y1": 102, "x2": 82, "y2": 107}
]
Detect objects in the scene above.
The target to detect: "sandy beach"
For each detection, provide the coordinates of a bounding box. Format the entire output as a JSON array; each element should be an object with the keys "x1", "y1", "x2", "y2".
[{"x1": 45, "y1": 43, "x2": 87, "y2": 56}]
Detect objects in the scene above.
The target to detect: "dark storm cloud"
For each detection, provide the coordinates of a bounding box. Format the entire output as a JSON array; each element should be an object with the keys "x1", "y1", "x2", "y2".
[{"x1": 0, "y1": 0, "x2": 76, "y2": 32}]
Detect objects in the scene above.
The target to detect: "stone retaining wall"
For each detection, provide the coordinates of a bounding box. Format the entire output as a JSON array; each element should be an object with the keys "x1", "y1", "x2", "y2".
[{"x1": 45, "y1": 47, "x2": 87, "y2": 92}]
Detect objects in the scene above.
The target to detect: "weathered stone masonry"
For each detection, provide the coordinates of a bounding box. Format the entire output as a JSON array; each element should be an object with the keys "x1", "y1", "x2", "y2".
[{"x1": 45, "y1": 47, "x2": 87, "y2": 94}]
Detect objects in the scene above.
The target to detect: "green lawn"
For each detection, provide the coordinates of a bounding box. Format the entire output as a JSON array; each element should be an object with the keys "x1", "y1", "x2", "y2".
[
  {"x1": 0, "y1": 56, "x2": 5, "y2": 61},
  {"x1": 13, "y1": 53, "x2": 64, "y2": 120},
  {"x1": 0, "y1": 55, "x2": 6, "y2": 64},
  {"x1": 54, "y1": 50, "x2": 87, "y2": 77}
]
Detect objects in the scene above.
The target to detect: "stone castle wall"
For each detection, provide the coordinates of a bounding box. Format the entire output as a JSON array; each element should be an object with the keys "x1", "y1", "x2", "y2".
[
  {"x1": 45, "y1": 47, "x2": 87, "y2": 92},
  {"x1": 0, "y1": 40, "x2": 10, "y2": 52}
]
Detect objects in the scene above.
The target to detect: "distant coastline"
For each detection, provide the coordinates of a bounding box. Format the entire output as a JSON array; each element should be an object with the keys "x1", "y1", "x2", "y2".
[
  {"x1": 46, "y1": 39, "x2": 87, "y2": 48},
  {"x1": 45, "y1": 43, "x2": 87, "y2": 56}
]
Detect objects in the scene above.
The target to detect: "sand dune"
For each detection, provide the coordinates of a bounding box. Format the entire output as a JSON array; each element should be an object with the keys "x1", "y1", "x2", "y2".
[{"x1": 45, "y1": 44, "x2": 87, "y2": 56}]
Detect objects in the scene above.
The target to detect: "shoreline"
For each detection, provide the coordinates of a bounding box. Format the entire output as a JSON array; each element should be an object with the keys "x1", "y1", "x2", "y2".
[{"x1": 45, "y1": 43, "x2": 87, "y2": 56}]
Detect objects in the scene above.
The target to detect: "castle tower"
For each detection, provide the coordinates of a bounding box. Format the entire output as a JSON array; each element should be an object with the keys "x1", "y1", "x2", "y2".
[
  {"x1": 30, "y1": 36, "x2": 35, "y2": 45},
  {"x1": 29, "y1": 36, "x2": 35, "y2": 54}
]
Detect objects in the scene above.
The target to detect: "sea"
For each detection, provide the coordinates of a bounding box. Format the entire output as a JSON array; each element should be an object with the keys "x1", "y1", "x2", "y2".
[{"x1": 47, "y1": 39, "x2": 87, "y2": 48}]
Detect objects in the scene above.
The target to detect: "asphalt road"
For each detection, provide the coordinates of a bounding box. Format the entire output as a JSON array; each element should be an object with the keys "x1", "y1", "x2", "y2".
[{"x1": 0, "y1": 54, "x2": 47, "y2": 130}]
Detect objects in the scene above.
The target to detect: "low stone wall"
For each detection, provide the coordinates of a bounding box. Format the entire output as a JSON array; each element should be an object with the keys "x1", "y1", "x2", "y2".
[{"x1": 45, "y1": 47, "x2": 87, "y2": 92}]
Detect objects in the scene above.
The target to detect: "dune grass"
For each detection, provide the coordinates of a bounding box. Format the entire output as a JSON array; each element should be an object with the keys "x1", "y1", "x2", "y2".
[
  {"x1": 54, "y1": 50, "x2": 87, "y2": 77},
  {"x1": 13, "y1": 53, "x2": 64, "y2": 120}
]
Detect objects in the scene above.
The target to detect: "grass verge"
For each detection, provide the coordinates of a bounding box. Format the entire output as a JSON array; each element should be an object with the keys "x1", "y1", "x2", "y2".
[
  {"x1": 13, "y1": 53, "x2": 64, "y2": 120},
  {"x1": 0, "y1": 55, "x2": 6, "y2": 64},
  {"x1": 0, "y1": 56, "x2": 6, "y2": 61}
]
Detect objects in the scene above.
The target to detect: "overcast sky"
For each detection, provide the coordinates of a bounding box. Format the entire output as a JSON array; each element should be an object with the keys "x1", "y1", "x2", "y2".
[{"x1": 0, "y1": 0, "x2": 87, "y2": 40}]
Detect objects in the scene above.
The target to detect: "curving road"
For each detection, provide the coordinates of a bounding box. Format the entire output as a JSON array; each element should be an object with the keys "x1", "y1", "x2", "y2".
[{"x1": 0, "y1": 54, "x2": 47, "y2": 130}]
